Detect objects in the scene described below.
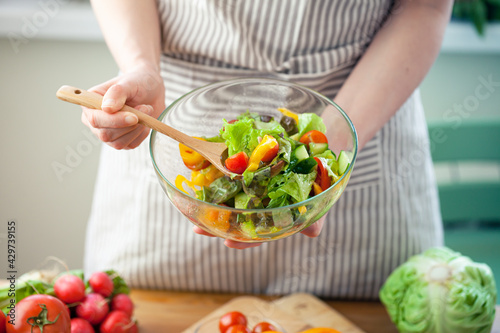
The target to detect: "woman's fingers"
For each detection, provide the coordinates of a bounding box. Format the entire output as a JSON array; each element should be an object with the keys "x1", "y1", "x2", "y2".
[
  {"x1": 223, "y1": 240, "x2": 262, "y2": 249},
  {"x1": 100, "y1": 84, "x2": 132, "y2": 113},
  {"x1": 82, "y1": 107, "x2": 138, "y2": 129},
  {"x1": 193, "y1": 226, "x2": 263, "y2": 249},
  {"x1": 301, "y1": 215, "x2": 327, "y2": 238}
]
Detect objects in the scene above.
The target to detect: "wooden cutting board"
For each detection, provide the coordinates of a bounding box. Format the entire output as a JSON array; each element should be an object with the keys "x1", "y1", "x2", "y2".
[{"x1": 182, "y1": 293, "x2": 365, "y2": 333}]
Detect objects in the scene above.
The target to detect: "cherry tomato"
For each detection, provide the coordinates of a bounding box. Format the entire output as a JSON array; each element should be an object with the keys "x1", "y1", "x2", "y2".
[
  {"x1": 179, "y1": 137, "x2": 211, "y2": 171},
  {"x1": 100, "y1": 311, "x2": 134, "y2": 333},
  {"x1": 71, "y1": 318, "x2": 95, "y2": 333},
  {"x1": 225, "y1": 325, "x2": 251, "y2": 333},
  {"x1": 252, "y1": 322, "x2": 279, "y2": 333},
  {"x1": 260, "y1": 141, "x2": 279, "y2": 163},
  {"x1": 54, "y1": 274, "x2": 86, "y2": 304},
  {"x1": 6, "y1": 295, "x2": 71, "y2": 333},
  {"x1": 219, "y1": 311, "x2": 247, "y2": 333},
  {"x1": 224, "y1": 152, "x2": 249, "y2": 174},
  {"x1": 89, "y1": 271, "x2": 114, "y2": 298},
  {"x1": 110, "y1": 294, "x2": 134, "y2": 318},
  {"x1": 75, "y1": 293, "x2": 109, "y2": 325},
  {"x1": 299, "y1": 130, "x2": 328, "y2": 145},
  {"x1": 313, "y1": 157, "x2": 330, "y2": 192}
]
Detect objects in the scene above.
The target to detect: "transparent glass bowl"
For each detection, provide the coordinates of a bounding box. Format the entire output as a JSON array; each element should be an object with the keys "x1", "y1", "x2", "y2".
[{"x1": 150, "y1": 78, "x2": 357, "y2": 243}]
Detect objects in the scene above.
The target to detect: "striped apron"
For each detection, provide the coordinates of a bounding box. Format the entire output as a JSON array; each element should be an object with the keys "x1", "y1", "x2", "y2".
[{"x1": 84, "y1": 0, "x2": 443, "y2": 300}]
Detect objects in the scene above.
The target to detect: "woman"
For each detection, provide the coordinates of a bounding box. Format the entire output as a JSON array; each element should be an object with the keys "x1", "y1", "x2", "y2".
[{"x1": 83, "y1": 0, "x2": 452, "y2": 299}]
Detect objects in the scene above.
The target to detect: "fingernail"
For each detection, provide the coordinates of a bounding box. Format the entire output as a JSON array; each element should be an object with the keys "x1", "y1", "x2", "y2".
[
  {"x1": 102, "y1": 99, "x2": 115, "y2": 108},
  {"x1": 125, "y1": 114, "x2": 137, "y2": 125}
]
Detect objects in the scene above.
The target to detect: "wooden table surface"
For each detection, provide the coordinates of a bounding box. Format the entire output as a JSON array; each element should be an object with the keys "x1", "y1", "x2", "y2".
[{"x1": 129, "y1": 289, "x2": 500, "y2": 333}]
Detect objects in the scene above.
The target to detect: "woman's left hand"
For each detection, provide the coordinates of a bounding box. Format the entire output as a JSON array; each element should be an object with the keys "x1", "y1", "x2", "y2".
[{"x1": 193, "y1": 215, "x2": 327, "y2": 249}]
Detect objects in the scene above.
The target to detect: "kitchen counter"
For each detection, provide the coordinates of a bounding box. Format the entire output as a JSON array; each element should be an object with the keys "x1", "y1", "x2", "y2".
[{"x1": 129, "y1": 289, "x2": 500, "y2": 332}]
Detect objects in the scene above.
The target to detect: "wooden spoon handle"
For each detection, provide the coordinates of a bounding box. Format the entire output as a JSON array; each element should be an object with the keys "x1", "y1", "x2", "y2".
[{"x1": 56, "y1": 85, "x2": 199, "y2": 147}]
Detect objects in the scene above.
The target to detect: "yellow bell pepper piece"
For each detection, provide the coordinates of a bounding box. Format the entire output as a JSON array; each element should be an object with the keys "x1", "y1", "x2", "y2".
[
  {"x1": 246, "y1": 134, "x2": 279, "y2": 172},
  {"x1": 277, "y1": 107, "x2": 299, "y2": 124}
]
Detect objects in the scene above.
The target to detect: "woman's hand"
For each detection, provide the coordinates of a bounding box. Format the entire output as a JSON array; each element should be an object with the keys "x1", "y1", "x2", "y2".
[
  {"x1": 81, "y1": 67, "x2": 165, "y2": 150},
  {"x1": 193, "y1": 215, "x2": 327, "y2": 249}
]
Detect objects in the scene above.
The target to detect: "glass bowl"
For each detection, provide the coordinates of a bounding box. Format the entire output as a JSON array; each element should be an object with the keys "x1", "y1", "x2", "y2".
[
  {"x1": 194, "y1": 316, "x2": 285, "y2": 333},
  {"x1": 150, "y1": 78, "x2": 357, "y2": 243}
]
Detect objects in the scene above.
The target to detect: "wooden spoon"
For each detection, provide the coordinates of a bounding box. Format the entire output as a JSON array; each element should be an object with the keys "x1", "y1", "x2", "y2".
[{"x1": 56, "y1": 85, "x2": 237, "y2": 178}]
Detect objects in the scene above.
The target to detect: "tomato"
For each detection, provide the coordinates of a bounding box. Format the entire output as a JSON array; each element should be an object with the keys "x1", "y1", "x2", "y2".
[
  {"x1": 70, "y1": 318, "x2": 95, "y2": 333},
  {"x1": 313, "y1": 157, "x2": 330, "y2": 192},
  {"x1": 110, "y1": 294, "x2": 134, "y2": 318},
  {"x1": 54, "y1": 274, "x2": 86, "y2": 304},
  {"x1": 1, "y1": 311, "x2": 6, "y2": 333},
  {"x1": 260, "y1": 141, "x2": 279, "y2": 163},
  {"x1": 225, "y1": 325, "x2": 251, "y2": 333},
  {"x1": 224, "y1": 152, "x2": 249, "y2": 174},
  {"x1": 6, "y1": 295, "x2": 71, "y2": 333},
  {"x1": 299, "y1": 130, "x2": 328, "y2": 145},
  {"x1": 252, "y1": 322, "x2": 278, "y2": 333},
  {"x1": 100, "y1": 311, "x2": 133, "y2": 333},
  {"x1": 219, "y1": 311, "x2": 247, "y2": 333},
  {"x1": 179, "y1": 137, "x2": 211, "y2": 171},
  {"x1": 89, "y1": 271, "x2": 114, "y2": 298},
  {"x1": 75, "y1": 293, "x2": 109, "y2": 325}
]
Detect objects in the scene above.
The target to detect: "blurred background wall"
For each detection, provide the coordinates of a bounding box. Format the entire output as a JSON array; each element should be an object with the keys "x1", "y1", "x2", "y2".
[{"x1": 1, "y1": 1, "x2": 499, "y2": 286}]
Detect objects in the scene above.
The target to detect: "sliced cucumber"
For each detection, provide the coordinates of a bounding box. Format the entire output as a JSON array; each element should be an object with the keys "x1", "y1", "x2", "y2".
[
  {"x1": 234, "y1": 192, "x2": 251, "y2": 209},
  {"x1": 290, "y1": 133, "x2": 301, "y2": 142},
  {"x1": 292, "y1": 144, "x2": 309, "y2": 161},
  {"x1": 292, "y1": 157, "x2": 317, "y2": 174},
  {"x1": 338, "y1": 150, "x2": 351, "y2": 175},
  {"x1": 309, "y1": 142, "x2": 328, "y2": 156},
  {"x1": 240, "y1": 220, "x2": 257, "y2": 238}
]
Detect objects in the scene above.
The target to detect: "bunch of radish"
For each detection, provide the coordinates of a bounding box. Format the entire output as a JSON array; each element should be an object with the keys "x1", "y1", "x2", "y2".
[{"x1": 53, "y1": 271, "x2": 137, "y2": 333}]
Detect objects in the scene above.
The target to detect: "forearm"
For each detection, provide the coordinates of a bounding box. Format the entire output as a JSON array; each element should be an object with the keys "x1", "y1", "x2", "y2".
[
  {"x1": 331, "y1": 0, "x2": 453, "y2": 150},
  {"x1": 90, "y1": 0, "x2": 162, "y2": 73}
]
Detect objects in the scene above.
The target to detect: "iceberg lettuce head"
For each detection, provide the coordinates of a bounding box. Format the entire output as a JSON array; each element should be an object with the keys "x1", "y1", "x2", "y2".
[{"x1": 379, "y1": 247, "x2": 497, "y2": 333}]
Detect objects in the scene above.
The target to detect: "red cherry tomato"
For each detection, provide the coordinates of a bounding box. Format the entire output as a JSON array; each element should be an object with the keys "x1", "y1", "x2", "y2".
[
  {"x1": 89, "y1": 271, "x2": 114, "y2": 298},
  {"x1": 54, "y1": 274, "x2": 86, "y2": 304},
  {"x1": 6, "y1": 295, "x2": 71, "y2": 333},
  {"x1": 225, "y1": 325, "x2": 251, "y2": 333},
  {"x1": 313, "y1": 157, "x2": 330, "y2": 191},
  {"x1": 299, "y1": 130, "x2": 328, "y2": 145},
  {"x1": 252, "y1": 322, "x2": 278, "y2": 333},
  {"x1": 260, "y1": 142, "x2": 279, "y2": 163},
  {"x1": 224, "y1": 152, "x2": 249, "y2": 174},
  {"x1": 219, "y1": 311, "x2": 247, "y2": 333}
]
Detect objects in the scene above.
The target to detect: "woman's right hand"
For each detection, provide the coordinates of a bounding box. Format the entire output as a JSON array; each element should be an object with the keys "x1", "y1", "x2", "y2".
[{"x1": 81, "y1": 67, "x2": 165, "y2": 150}]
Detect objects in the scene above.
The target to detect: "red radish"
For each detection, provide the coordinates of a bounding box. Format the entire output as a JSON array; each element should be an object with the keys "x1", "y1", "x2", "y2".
[
  {"x1": 110, "y1": 294, "x2": 134, "y2": 317},
  {"x1": 71, "y1": 318, "x2": 95, "y2": 333},
  {"x1": 100, "y1": 311, "x2": 134, "y2": 333},
  {"x1": 89, "y1": 271, "x2": 114, "y2": 297},
  {"x1": 54, "y1": 274, "x2": 86, "y2": 304},
  {"x1": 76, "y1": 293, "x2": 109, "y2": 325}
]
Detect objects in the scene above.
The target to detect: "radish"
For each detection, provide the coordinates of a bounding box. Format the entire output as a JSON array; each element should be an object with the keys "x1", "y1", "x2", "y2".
[
  {"x1": 110, "y1": 294, "x2": 134, "y2": 317},
  {"x1": 89, "y1": 271, "x2": 114, "y2": 298},
  {"x1": 100, "y1": 311, "x2": 134, "y2": 333},
  {"x1": 70, "y1": 318, "x2": 95, "y2": 333},
  {"x1": 54, "y1": 274, "x2": 86, "y2": 304},
  {"x1": 76, "y1": 293, "x2": 109, "y2": 325}
]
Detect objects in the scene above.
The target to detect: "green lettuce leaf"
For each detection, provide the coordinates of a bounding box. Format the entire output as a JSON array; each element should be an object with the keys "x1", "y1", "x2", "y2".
[{"x1": 297, "y1": 113, "x2": 326, "y2": 137}]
